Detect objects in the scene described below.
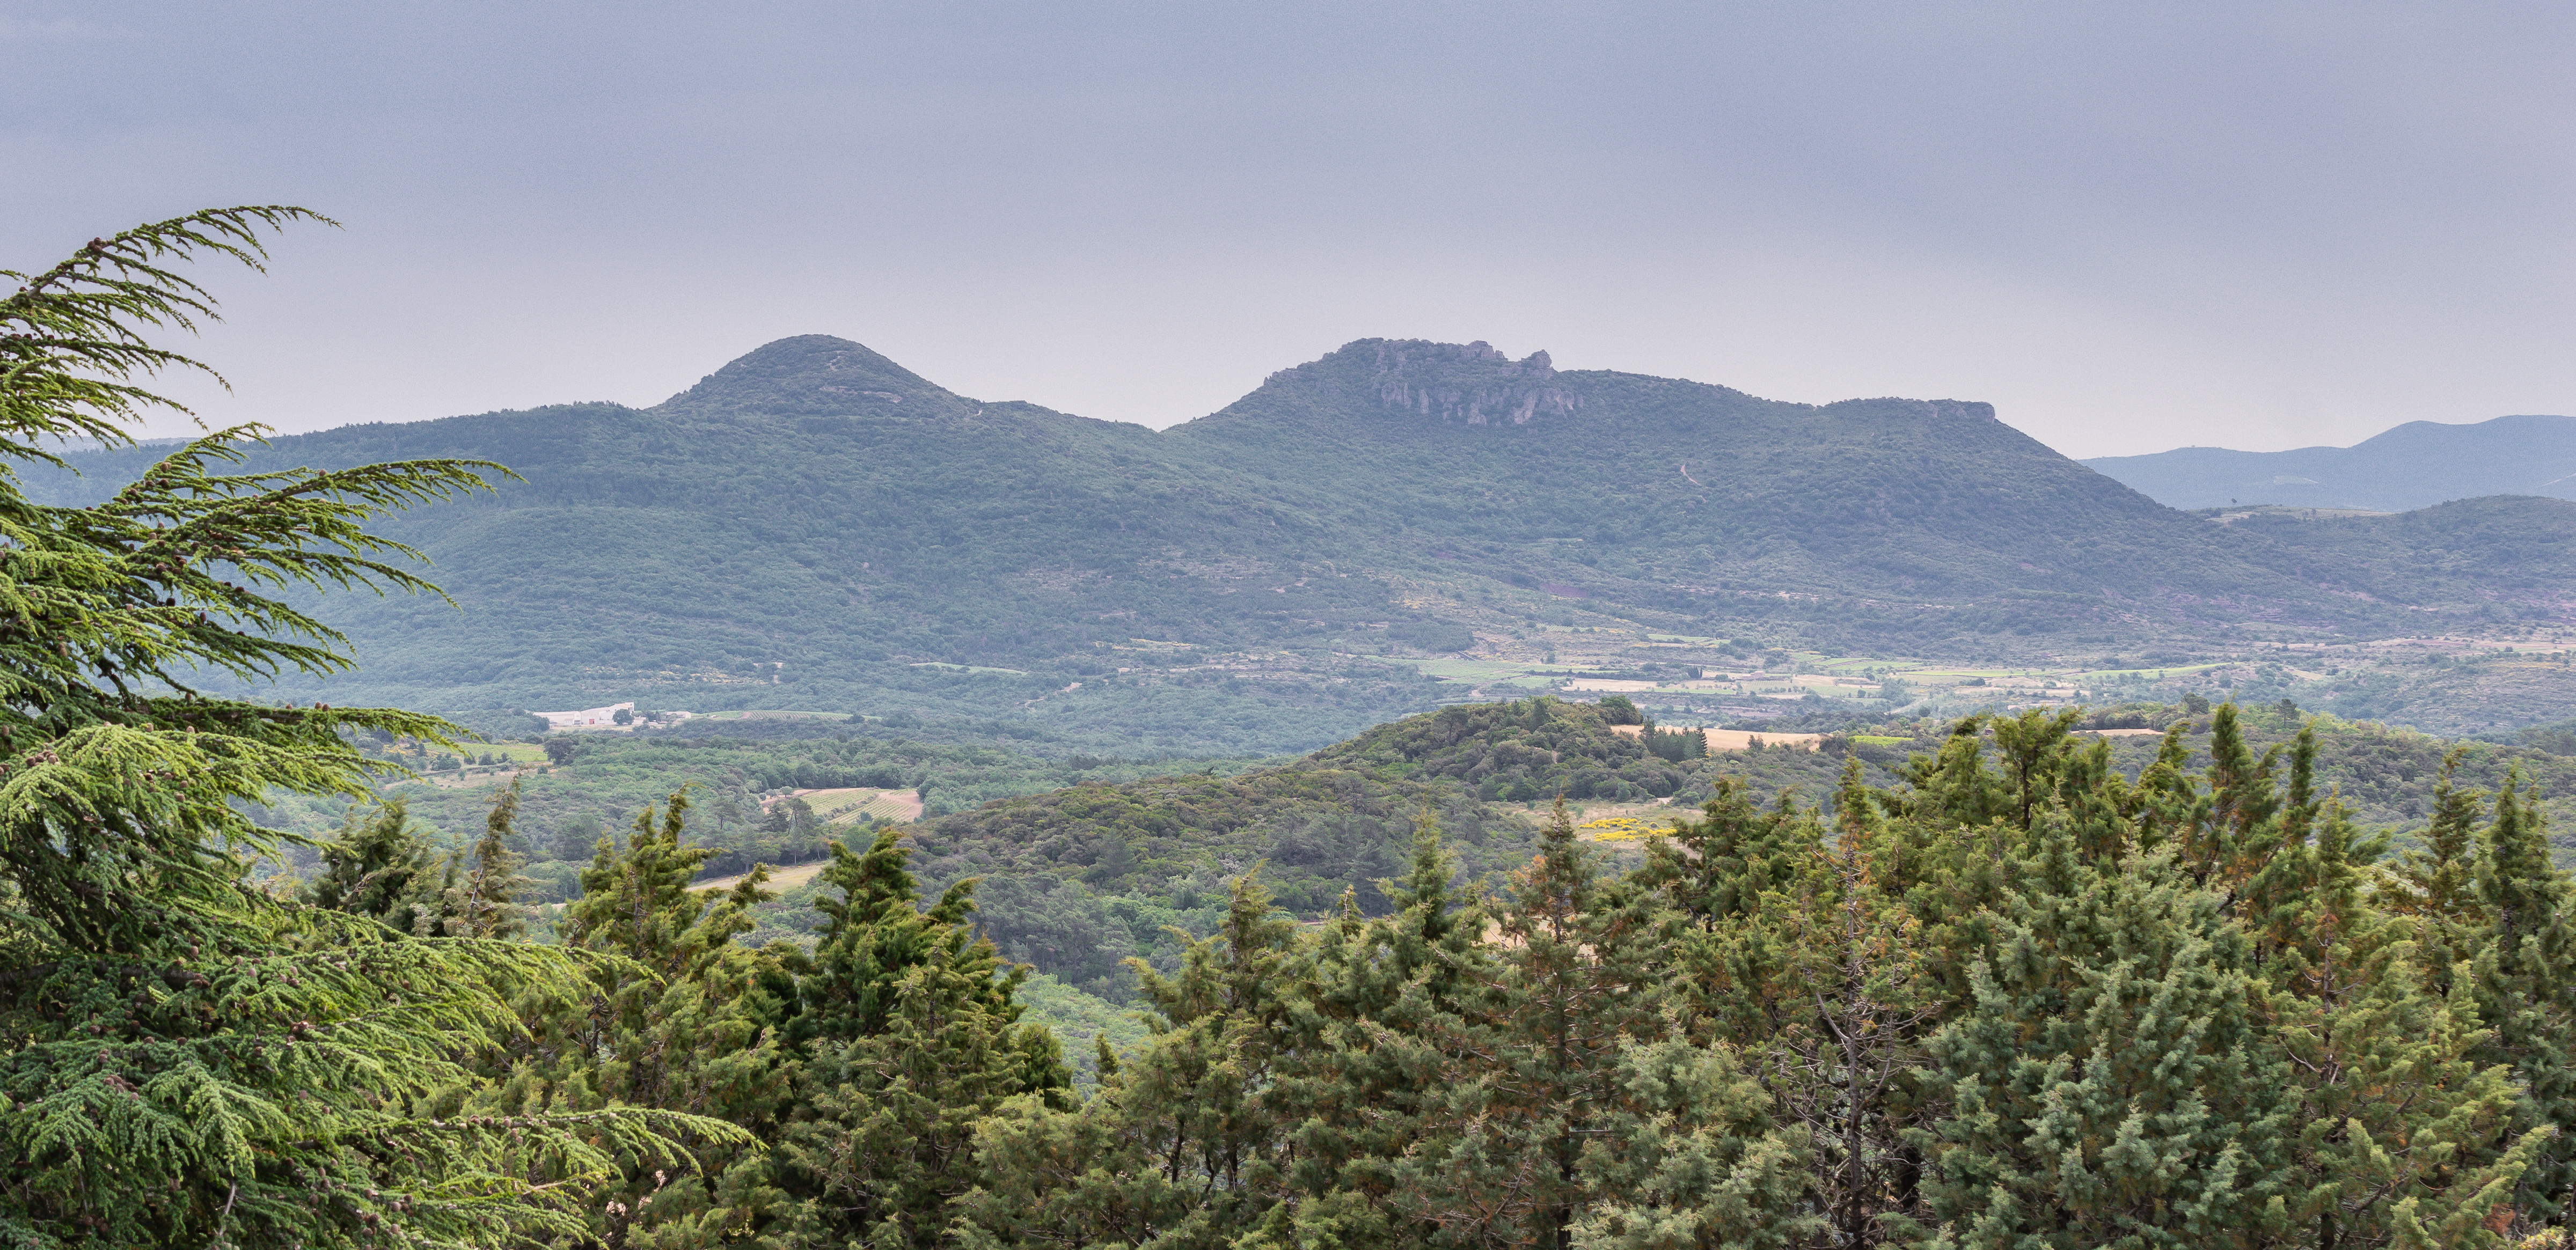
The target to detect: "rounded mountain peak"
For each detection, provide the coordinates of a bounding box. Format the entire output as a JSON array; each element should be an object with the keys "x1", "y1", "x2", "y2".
[{"x1": 655, "y1": 334, "x2": 954, "y2": 418}]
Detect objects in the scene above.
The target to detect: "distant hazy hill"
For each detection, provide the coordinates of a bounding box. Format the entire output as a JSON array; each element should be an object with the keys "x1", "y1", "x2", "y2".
[
  {"x1": 2084, "y1": 414, "x2": 2576, "y2": 511},
  {"x1": 26, "y1": 335, "x2": 2576, "y2": 752}
]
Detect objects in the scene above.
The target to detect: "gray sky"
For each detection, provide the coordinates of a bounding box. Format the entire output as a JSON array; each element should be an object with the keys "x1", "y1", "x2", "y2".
[{"x1": 6, "y1": 2, "x2": 2570, "y2": 457}]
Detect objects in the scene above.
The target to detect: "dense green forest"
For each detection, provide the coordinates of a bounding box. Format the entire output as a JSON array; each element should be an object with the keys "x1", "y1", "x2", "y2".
[
  {"x1": 349, "y1": 725, "x2": 1276, "y2": 900},
  {"x1": 894, "y1": 693, "x2": 2576, "y2": 997},
  {"x1": 316, "y1": 686, "x2": 2576, "y2": 1014}
]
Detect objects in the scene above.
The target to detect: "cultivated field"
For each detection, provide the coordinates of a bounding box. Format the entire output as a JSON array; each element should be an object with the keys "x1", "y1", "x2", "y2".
[
  {"x1": 765, "y1": 786, "x2": 925, "y2": 825},
  {"x1": 1609, "y1": 724, "x2": 1825, "y2": 752},
  {"x1": 694, "y1": 858, "x2": 833, "y2": 894}
]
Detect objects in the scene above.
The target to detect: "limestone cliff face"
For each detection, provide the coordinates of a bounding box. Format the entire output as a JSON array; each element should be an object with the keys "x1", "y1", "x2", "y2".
[
  {"x1": 1362, "y1": 339, "x2": 1582, "y2": 426},
  {"x1": 1920, "y1": 399, "x2": 1997, "y2": 423},
  {"x1": 1246, "y1": 338, "x2": 1583, "y2": 429}
]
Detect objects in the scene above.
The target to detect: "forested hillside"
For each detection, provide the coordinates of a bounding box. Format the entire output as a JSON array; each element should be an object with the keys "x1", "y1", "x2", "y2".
[
  {"x1": 905, "y1": 696, "x2": 1700, "y2": 994},
  {"x1": 22, "y1": 336, "x2": 1439, "y2": 752},
  {"x1": 1172, "y1": 340, "x2": 2292, "y2": 628},
  {"x1": 254, "y1": 685, "x2": 2576, "y2": 1030},
  {"x1": 31, "y1": 335, "x2": 2576, "y2": 753},
  {"x1": 161, "y1": 695, "x2": 2576, "y2": 1248},
  {"x1": 2216, "y1": 496, "x2": 2576, "y2": 622}
]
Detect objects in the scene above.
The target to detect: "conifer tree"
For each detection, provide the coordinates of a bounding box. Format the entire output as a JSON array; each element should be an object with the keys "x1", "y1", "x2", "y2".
[
  {"x1": 1637, "y1": 755, "x2": 1948, "y2": 1242},
  {"x1": 0, "y1": 207, "x2": 733, "y2": 1247},
  {"x1": 1889, "y1": 716, "x2": 2034, "y2": 1003},
  {"x1": 1899, "y1": 811, "x2": 2301, "y2": 1247},
  {"x1": 1393, "y1": 800, "x2": 1812, "y2": 1250},
  {"x1": 1269, "y1": 814, "x2": 1486, "y2": 1247},
  {"x1": 301, "y1": 795, "x2": 453, "y2": 933},
  {"x1": 1905, "y1": 714, "x2": 2011, "y2": 831},
  {"x1": 2248, "y1": 733, "x2": 2539, "y2": 1248},
  {"x1": 2124, "y1": 719, "x2": 2206, "y2": 854},
  {"x1": 2475, "y1": 770, "x2": 2576, "y2": 1230},
  {"x1": 789, "y1": 828, "x2": 980, "y2": 1047},
  {"x1": 2189, "y1": 703, "x2": 2285, "y2": 892},
  {"x1": 1765, "y1": 758, "x2": 1944, "y2": 1244},
  {"x1": 305, "y1": 786, "x2": 528, "y2": 939},
  {"x1": 489, "y1": 790, "x2": 797, "y2": 1247},
  {"x1": 438, "y1": 775, "x2": 535, "y2": 940},
  {"x1": 1987, "y1": 707, "x2": 2087, "y2": 833},
  {"x1": 787, "y1": 828, "x2": 1071, "y2": 1248},
  {"x1": 1641, "y1": 775, "x2": 1807, "y2": 932},
  {"x1": 1567, "y1": 1035, "x2": 1820, "y2": 1250},
  {"x1": 1640, "y1": 774, "x2": 1812, "y2": 1065},
  {"x1": 2237, "y1": 725, "x2": 2332, "y2": 963},
  {"x1": 2380, "y1": 749, "x2": 2488, "y2": 989},
  {"x1": 955, "y1": 872, "x2": 1303, "y2": 1249}
]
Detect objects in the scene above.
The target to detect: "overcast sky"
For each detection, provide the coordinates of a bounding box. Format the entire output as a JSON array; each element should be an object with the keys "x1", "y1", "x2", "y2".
[{"x1": 5, "y1": 2, "x2": 2569, "y2": 457}]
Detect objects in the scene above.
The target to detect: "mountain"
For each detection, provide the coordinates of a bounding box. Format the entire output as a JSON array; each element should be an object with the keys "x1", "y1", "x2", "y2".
[
  {"x1": 25, "y1": 335, "x2": 2576, "y2": 752},
  {"x1": 28, "y1": 336, "x2": 1423, "y2": 751},
  {"x1": 1164, "y1": 340, "x2": 2381, "y2": 636},
  {"x1": 2083, "y1": 414, "x2": 2576, "y2": 511}
]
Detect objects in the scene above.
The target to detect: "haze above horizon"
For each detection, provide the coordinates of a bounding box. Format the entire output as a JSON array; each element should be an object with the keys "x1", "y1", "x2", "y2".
[{"x1": 6, "y1": 2, "x2": 2570, "y2": 458}]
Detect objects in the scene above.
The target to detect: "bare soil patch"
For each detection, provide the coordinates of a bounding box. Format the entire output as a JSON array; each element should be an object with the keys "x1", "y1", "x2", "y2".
[
  {"x1": 762, "y1": 787, "x2": 925, "y2": 823},
  {"x1": 1611, "y1": 725, "x2": 1824, "y2": 752},
  {"x1": 694, "y1": 859, "x2": 832, "y2": 895}
]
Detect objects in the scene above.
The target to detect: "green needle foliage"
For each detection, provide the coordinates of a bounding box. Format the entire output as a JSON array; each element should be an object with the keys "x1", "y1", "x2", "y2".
[
  {"x1": 0, "y1": 208, "x2": 739, "y2": 1247},
  {"x1": 1392, "y1": 800, "x2": 1813, "y2": 1250},
  {"x1": 952, "y1": 873, "x2": 1304, "y2": 1249},
  {"x1": 302, "y1": 796, "x2": 453, "y2": 933},
  {"x1": 438, "y1": 778, "x2": 535, "y2": 942},
  {"x1": 786, "y1": 828, "x2": 1073, "y2": 1248},
  {"x1": 2474, "y1": 771, "x2": 2576, "y2": 1227},
  {"x1": 943, "y1": 704, "x2": 2576, "y2": 1248},
  {"x1": 487, "y1": 789, "x2": 800, "y2": 1248}
]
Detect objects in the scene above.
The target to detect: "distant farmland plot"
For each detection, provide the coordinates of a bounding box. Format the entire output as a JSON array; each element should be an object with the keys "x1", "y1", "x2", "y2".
[
  {"x1": 694, "y1": 858, "x2": 832, "y2": 895},
  {"x1": 777, "y1": 787, "x2": 925, "y2": 825},
  {"x1": 1701, "y1": 728, "x2": 1824, "y2": 752},
  {"x1": 1367, "y1": 655, "x2": 1569, "y2": 686},
  {"x1": 1611, "y1": 725, "x2": 1825, "y2": 753}
]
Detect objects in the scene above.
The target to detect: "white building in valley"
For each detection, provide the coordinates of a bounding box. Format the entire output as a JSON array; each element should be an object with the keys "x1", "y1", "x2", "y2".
[{"x1": 533, "y1": 701, "x2": 635, "y2": 730}]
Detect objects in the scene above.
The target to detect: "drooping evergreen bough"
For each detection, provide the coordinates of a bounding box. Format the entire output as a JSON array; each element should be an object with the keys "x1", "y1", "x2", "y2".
[{"x1": 0, "y1": 209, "x2": 741, "y2": 1246}]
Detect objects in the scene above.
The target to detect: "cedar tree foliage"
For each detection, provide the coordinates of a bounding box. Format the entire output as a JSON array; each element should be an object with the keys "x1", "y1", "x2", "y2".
[{"x1": 0, "y1": 208, "x2": 741, "y2": 1247}]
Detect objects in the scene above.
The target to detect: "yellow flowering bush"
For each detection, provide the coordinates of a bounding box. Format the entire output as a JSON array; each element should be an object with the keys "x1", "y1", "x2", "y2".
[{"x1": 1577, "y1": 815, "x2": 1672, "y2": 842}]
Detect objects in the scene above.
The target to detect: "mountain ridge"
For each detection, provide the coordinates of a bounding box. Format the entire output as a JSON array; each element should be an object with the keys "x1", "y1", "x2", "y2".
[
  {"x1": 2085, "y1": 413, "x2": 2576, "y2": 511},
  {"x1": 21, "y1": 334, "x2": 2576, "y2": 749}
]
